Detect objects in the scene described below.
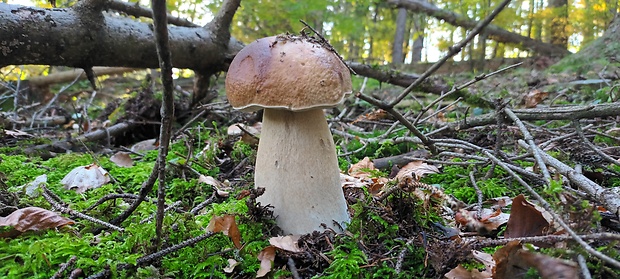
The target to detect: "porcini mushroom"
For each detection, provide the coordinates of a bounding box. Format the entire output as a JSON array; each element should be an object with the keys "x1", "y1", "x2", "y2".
[{"x1": 225, "y1": 35, "x2": 351, "y2": 234}]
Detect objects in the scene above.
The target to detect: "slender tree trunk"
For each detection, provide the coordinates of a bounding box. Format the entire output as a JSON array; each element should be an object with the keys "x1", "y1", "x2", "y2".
[
  {"x1": 410, "y1": 14, "x2": 425, "y2": 63},
  {"x1": 392, "y1": 7, "x2": 408, "y2": 64},
  {"x1": 548, "y1": 0, "x2": 568, "y2": 48}
]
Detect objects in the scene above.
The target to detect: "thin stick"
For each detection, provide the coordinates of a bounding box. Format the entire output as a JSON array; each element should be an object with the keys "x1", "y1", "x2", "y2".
[{"x1": 42, "y1": 186, "x2": 124, "y2": 232}]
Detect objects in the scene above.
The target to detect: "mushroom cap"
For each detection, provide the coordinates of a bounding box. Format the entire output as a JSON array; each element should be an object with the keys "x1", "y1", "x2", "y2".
[{"x1": 225, "y1": 35, "x2": 352, "y2": 112}]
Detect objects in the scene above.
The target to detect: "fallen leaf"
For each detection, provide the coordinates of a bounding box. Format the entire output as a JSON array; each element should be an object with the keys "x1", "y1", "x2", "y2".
[
  {"x1": 256, "y1": 246, "x2": 276, "y2": 278},
  {"x1": 487, "y1": 196, "x2": 512, "y2": 208},
  {"x1": 493, "y1": 241, "x2": 578, "y2": 279},
  {"x1": 21, "y1": 174, "x2": 47, "y2": 197},
  {"x1": 352, "y1": 109, "x2": 388, "y2": 123},
  {"x1": 198, "y1": 175, "x2": 230, "y2": 197},
  {"x1": 519, "y1": 249, "x2": 579, "y2": 279},
  {"x1": 395, "y1": 161, "x2": 440, "y2": 181},
  {"x1": 456, "y1": 208, "x2": 509, "y2": 233},
  {"x1": 523, "y1": 89, "x2": 549, "y2": 108},
  {"x1": 0, "y1": 207, "x2": 74, "y2": 237},
  {"x1": 444, "y1": 264, "x2": 492, "y2": 279},
  {"x1": 110, "y1": 152, "x2": 133, "y2": 167},
  {"x1": 61, "y1": 163, "x2": 111, "y2": 193},
  {"x1": 493, "y1": 241, "x2": 530, "y2": 278},
  {"x1": 130, "y1": 138, "x2": 158, "y2": 152},
  {"x1": 348, "y1": 157, "x2": 376, "y2": 179},
  {"x1": 504, "y1": 195, "x2": 550, "y2": 240},
  {"x1": 206, "y1": 215, "x2": 242, "y2": 249},
  {"x1": 227, "y1": 123, "x2": 261, "y2": 145},
  {"x1": 269, "y1": 235, "x2": 302, "y2": 253},
  {"x1": 223, "y1": 258, "x2": 240, "y2": 273}
]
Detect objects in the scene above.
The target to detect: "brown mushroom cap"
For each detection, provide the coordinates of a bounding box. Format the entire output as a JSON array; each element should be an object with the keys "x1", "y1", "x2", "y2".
[{"x1": 225, "y1": 35, "x2": 352, "y2": 112}]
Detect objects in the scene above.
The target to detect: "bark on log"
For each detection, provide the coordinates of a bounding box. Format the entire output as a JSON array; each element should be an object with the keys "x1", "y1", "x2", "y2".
[
  {"x1": 28, "y1": 67, "x2": 137, "y2": 87},
  {"x1": 347, "y1": 62, "x2": 452, "y2": 94},
  {"x1": 0, "y1": 3, "x2": 243, "y2": 71},
  {"x1": 445, "y1": 103, "x2": 620, "y2": 131},
  {"x1": 387, "y1": 0, "x2": 571, "y2": 57}
]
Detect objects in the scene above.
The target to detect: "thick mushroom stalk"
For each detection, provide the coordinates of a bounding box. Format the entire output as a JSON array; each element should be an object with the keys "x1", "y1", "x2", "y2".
[
  {"x1": 225, "y1": 34, "x2": 352, "y2": 234},
  {"x1": 256, "y1": 109, "x2": 349, "y2": 234}
]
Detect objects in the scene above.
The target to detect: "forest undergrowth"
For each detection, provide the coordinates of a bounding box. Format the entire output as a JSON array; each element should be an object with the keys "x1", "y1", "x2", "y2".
[{"x1": 1, "y1": 63, "x2": 620, "y2": 278}]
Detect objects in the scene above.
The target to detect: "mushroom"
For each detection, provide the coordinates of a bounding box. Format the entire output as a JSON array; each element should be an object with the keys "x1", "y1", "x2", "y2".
[{"x1": 225, "y1": 35, "x2": 351, "y2": 234}]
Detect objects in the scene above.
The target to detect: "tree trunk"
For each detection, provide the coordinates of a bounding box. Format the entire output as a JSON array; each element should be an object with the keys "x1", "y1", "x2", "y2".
[
  {"x1": 410, "y1": 13, "x2": 425, "y2": 63},
  {"x1": 392, "y1": 7, "x2": 408, "y2": 64},
  {"x1": 387, "y1": 0, "x2": 571, "y2": 57},
  {"x1": 0, "y1": 3, "x2": 242, "y2": 71},
  {"x1": 548, "y1": 0, "x2": 568, "y2": 48}
]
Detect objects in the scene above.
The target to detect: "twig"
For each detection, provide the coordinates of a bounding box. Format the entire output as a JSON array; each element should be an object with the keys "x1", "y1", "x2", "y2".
[
  {"x1": 388, "y1": 0, "x2": 513, "y2": 107},
  {"x1": 517, "y1": 140, "x2": 620, "y2": 217},
  {"x1": 577, "y1": 254, "x2": 592, "y2": 279},
  {"x1": 106, "y1": 0, "x2": 198, "y2": 27},
  {"x1": 136, "y1": 231, "x2": 215, "y2": 265},
  {"x1": 151, "y1": 0, "x2": 175, "y2": 249},
  {"x1": 299, "y1": 20, "x2": 356, "y2": 75},
  {"x1": 504, "y1": 108, "x2": 552, "y2": 182},
  {"x1": 395, "y1": 237, "x2": 415, "y2": 273},
  {"x1": 50, "y1": 255, "x2": 77, "y2": 279},
  {"x1": 31, "y1": 71, "x2": 83, "y2": 128},
  {"x1": 573, "y1": 120, "x2": 620, "y2": 167},
  {"x1": 85, "y1": 194, "x2": 153, "y2": 211},
  {"x1": 41, "y1": 186, "x2": 124, "y2": 232},
  {"x1": 469, "y1": 232, "x2": 620, "y2": 249},
  {"x1": 446, "y1": 102, "x2": 620, "y2": 131},
  {"x1": 140, "y1": 201, "x2": 182, "y2": 224},
  {"x1": 190, "y1": 192, "x2": 219, "y2": 215},
  {"x1": 287, "y1": 258, "x2": 301, "y2": 279},
  {"x1": 468, "y1": 170, "x2": 484, "y2": 220},
  {"x1": 481, "y1": 143, "x2": 620, "y2": 269}
]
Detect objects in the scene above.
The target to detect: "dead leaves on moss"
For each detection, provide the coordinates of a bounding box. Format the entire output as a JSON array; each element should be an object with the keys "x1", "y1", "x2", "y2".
[
  {"x1": 206, "y1": 215, "x2": 241, "y2": 249},
  {"x1": 0, "y1": 207, "x2": 74, "y2": 237},
  {"x1": 446, "y1": 241, "x2": 579, "y2": 279}
]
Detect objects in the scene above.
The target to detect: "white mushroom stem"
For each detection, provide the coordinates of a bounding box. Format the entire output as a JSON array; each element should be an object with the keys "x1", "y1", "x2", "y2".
[{"x1": 255, "y1": 108, "x2": 350, "y2": 234}]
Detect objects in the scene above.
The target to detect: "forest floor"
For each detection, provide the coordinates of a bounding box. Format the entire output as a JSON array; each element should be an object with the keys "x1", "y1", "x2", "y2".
[{"x1": 1, "y1": 60, "x2": 619, "y2": 278}]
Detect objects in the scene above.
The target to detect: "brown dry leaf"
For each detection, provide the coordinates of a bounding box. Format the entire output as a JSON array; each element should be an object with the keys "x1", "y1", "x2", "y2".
[
  {"x1": 269, "y1": 235, "x2": 302, "y2": 253},
  {"x1": 444, "y1": 250, "x2": 494, "y2": 279},
  {"x1": 493, "y1": 241, "x2": 578, "y2": 279},
  {"x1": 256, "y1": 246, "x2": 276, "y2": 278},
  {"x1": 519, "y1": 250, "x2": 579, "y2": 279},
  {"x1": 352, "y1": 109, "x2": 388, "y2": 123},
  {"x1": 444, "y1": 265, "x2": 492, "y2": 279},
  {"x1": 472, "y1": 250, "x2": 495, "y2": 271},
  {"x1": 348, "y1": 157, "x2": 376, "y2": 179},
  {"x1": 110, "y1": 152, "x2": 133, "y2": 167},
  {"x1": 206, "y1": 215, "x2": 242, "y2": 249},
  {"x1": 343, "y1": 163, "x2": 388, "y2": 194},
  {"x1": 487, "y1": 196, "x2": 513, "y2": 208},
  {"x1": 455, "y1": 208, "x2": 509, "y2": 233},
  {"x1": 61, "y1": 163, "x2": 111, "y2": 193},
  {"x1": 493, "y1": 241, "x2": 530, "y2": 278},
  {"x1": 523, "y1": 89, "x2": 549, "y2": 108},
  {"x1": 395, "y1": 161, "x2": 440, "y2": 181},
  {"x1": 504, "y1": 195, "x2": 550, "y2": 240},
  {"x1": 340, "y1": 173, "x2": 367, "y2": 188},
  {"x1": 0, "y1": 207, "x2": 74, "y2": 237}
]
